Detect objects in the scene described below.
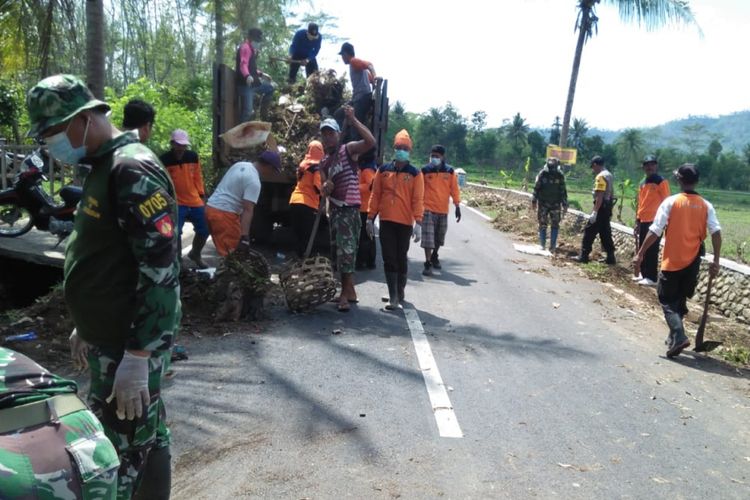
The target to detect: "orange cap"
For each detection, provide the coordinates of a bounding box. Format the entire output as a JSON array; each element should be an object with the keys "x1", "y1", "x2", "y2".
[
  {"x1": 393, "y1": 129, "x2": 413, "y2": 150},
  {"x1": 299, "y1": 140, "x2": 324, "y2": 169}
]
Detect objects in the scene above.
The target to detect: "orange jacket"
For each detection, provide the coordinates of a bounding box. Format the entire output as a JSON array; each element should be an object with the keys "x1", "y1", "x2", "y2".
[
  {"x1": 636, "y1": 174, "x2": 670, "y2": 223},
  {"x1": 289, "y1": 141, "x2": 324, "y2": 210},
  {"x1": 421, "y1": 163, "x2": 461, "y2": 214},
  {"x1": 160, "y1": 150, "x2": 204, "y2": 207},
  {"x1": 368, "y1": 162, "x2": 424, "y2": 226},
  {"x1": 289, "y1": 165, "x2": 321, "y2": 209},
  {"x1": 359, "y1": 165, "x2": 376, "y2": 213}
]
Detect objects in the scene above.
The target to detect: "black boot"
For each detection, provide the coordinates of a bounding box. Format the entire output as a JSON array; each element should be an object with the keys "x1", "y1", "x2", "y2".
[
  {"x1": 133, "y1": 446, "x2": 171, "y2": 500},
  {"x1": 571, "y1": 254, "x2": 590, "y2": 263},
  {"x1": 430, "y1": 250, "x2": 441, "y2": 269},
  {"x1": 397, "y1": 273, "x2": 407, "y2": 302},
  {"x1": 422, "y1": 261, "x2": 433, "y2": 276},
  {"x1": 188, "y1": 233, "x2": 209, "y2": 269},
  {"x1": 384, "y1": 272, "x2": 401, "y2": 310}
]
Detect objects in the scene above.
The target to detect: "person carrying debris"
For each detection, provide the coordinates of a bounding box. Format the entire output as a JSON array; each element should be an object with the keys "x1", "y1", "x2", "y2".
[
  {"x1": 367, "y1": 129, "x2": 424, "y2": 310},
  {"x1": 289, "y1": 140, "x2": 324, "y2": 257},
  {"x1": 288, "y1": 22, "x2": 322, "y2": 83},
  {"x1": 206, "y1": 151, "x2": 281, "y2": 256},
  {"x1": 0, "y1": 347, "x2": 120, "y2": 499},
  {"x1": 319, "y1": 106, "x2": 376, "y2": 312},
  {"x1": 573, "y1": 155, "x2": 616, "y2": 264},
  {"x1": 337, "y1": 42, "x2": 376, "y2": 132},
  {"x1": 633, "y1": 154, "x2": 670, "y2": 286},
  {"x1": 122, "y1": 98, "x2": 155, "y2": 143},
  {"x1": 160, "y1": 129, "x2": 210, "y2": 269},
  {"x1": 633, "y1": 164, "x2": 721, "y2": 358},
  {"x1": 27, "y1": 74, "x2": 180, "y2": 499},
  {"x1": 531, "y1": 156, "x2": 568, "y2": 253},
  {"x1": 421, "y1": 144, "x2": 461, "y2": 276},
  {"x1": 356, "y1": 149, "x2": 378, "y2": 270},
  {"x1": 236, "y1": 27, "x2": 274, "y2": 122}
]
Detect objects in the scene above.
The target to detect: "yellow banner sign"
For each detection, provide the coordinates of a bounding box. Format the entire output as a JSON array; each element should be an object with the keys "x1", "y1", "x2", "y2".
[{"x1": 546, "y1": 145, "x2": 577, "y2": 165}]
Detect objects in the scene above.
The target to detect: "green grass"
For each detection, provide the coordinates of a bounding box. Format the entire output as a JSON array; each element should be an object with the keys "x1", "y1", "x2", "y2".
[{"x1": 466, "y1": 166, "x2": 750, "y2": 263}]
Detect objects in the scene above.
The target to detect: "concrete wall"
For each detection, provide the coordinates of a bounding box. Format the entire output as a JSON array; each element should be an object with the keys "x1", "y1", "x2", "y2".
[{"x1": 467, "y1": 183, "x2": 750, "y2": 324}]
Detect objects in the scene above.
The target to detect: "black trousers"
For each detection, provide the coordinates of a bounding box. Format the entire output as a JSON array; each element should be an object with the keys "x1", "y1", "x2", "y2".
[
  {"x1": 379, "y1": 220, "x2": 412, "y2": 274},
  {"x1": 356, "y1": 212, "x2": 377, "y2": 268},
  {"x1": 657, "y1": 255, "x2": 701, "y2": 342},
  {"x1": 288, "y1": 58, "x2": 319, "y2": 83},
  {"x1": 290, "y1": 203, "x2": 317, "y2": 257},
  {"x1": 638, "y1": 222, "x2": 661, "y2": 281},
  {"x1": 581, "y1": 201, "x2": 615, "y2": 257}
]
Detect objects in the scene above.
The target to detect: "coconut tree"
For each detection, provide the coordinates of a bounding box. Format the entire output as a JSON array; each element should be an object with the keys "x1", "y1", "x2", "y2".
[
  {"x1": 85, "y1": 0, "x2": 105, "y2": 98},
  {"x1": 559, "y1": 0, "x2": 700, "y2": 148},
  {"x1": 570, "y1": 117, "x2": 589, "y2": 150}
]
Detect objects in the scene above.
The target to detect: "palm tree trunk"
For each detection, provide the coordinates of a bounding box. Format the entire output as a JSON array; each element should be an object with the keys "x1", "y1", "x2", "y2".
[
  {"x1": 560, "y1": 7, "x2": 591, "y2": 149},
  {"x1": 215, "y1": 0, "x2": 224, "y2": 65},
  {"x1": 85, "y1": 0, "x2": 105, "y2": 98}
]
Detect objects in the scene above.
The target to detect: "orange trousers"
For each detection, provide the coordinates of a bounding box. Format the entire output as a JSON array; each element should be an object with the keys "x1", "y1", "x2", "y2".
[{"x1": 205, "y1": 206, "x2": 241, "y2": 256}]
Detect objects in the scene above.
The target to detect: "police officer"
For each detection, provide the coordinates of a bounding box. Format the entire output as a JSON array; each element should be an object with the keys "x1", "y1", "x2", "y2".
[
  {"x1": 573, "y1": 155, "x2": 616, "y2": 264},
  {"x1": 26, "y1": 74, "x2": 180, "y2": 499},
  {"x1": 531, "y1": 157, "x2": 568, "y2": 252},
  {"x1": 0, "y1": 347, "x2": 119, "y2": 499}
]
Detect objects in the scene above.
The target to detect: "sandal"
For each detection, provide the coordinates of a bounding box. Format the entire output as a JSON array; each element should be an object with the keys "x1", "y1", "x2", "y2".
[{"x1": 336, "y1": 302, "x2": 351, "y2": 313}]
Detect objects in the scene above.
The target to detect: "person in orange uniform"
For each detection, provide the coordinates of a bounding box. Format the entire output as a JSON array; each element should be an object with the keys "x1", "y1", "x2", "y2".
[
  {"x1": 633, "y1": 154, "x2": 670, "y2": 286},
  {"x1": 633, "y1": 164, "x2": 721, "y2": 358},
  {"x1": 159, "y1": 129, "x2": 209, "y2": 268},
  {"x1": 420, "y1": 144, "x2": 461, "y2": 276},
  {"x1": 289, "y1": 140, "x2": 324, "y2": 257},
  {"x1": 366, "y1": 130, "x2": 424, "y2": 311},
  {"x1": 356, "y1": 149, "x2": 378, "y2": 270}
]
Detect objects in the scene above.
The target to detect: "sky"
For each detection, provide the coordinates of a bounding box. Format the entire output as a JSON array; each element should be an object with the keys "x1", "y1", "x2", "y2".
[{"x1": 301, "y1": 0, "x2": 750, "y2": 131}]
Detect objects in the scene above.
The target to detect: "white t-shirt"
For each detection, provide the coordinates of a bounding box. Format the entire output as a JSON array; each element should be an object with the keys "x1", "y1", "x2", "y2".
[{"x1": 207, "y1": 162, "x2": 261, "y2": 214}]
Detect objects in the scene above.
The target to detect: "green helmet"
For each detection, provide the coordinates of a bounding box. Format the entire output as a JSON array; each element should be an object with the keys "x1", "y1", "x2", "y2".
[{"x1": 26, "y1": 74, "x2": 110, "y2": 138}]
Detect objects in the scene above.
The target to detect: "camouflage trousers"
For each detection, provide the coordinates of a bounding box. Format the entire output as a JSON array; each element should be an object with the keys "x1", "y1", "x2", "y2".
[
  {"x1": 329, "y1": 205, "x2": 361, "y2": 274},
  {"x1": 0, "y1": 406, "x2": 120, "y2": 499},
  {"x1": 87, "y1": 347, "x2": 170, "y2": 499},
  {"x1": 537, "y1": 202, "x2": 563, "y2": 230}
]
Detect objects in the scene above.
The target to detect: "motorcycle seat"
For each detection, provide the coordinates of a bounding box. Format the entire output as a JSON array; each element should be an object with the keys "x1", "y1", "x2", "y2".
[{"x1": 60, "y1": 185, "x2": 83, "y2": 205}]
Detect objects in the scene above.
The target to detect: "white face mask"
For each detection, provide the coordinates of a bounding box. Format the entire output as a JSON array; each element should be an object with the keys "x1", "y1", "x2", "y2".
[
  {"x1": 430, "y1": 157, "x2": 442, "y2": 166},
  {"x1": 45, "y1": 116, "x2": 90, "y2": 165}
]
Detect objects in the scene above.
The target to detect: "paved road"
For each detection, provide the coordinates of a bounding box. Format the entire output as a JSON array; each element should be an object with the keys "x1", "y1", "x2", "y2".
[{"x1": 167, "y1": 207, "x2": 750, "y2": 499}]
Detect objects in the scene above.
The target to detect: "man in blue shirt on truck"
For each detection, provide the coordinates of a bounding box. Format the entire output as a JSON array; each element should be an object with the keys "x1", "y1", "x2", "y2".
[{"x1": 288, "y1": 23, "x2": 322, "y2": 84}]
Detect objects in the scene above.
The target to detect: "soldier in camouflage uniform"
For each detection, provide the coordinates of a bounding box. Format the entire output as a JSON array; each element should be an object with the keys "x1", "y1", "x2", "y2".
[
  {"x1": 26, "y1": 74, "x2": 180, "y2": 499},
  {"x1": 531, "y1": 157, "x2": 568, "y2": 252},
  {"x1": 0, "y1": 347, "x2": 119, "y2": 499}
]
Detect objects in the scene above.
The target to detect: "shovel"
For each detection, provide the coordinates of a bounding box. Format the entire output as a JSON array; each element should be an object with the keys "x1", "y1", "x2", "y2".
[{"x1": 693, "y1": 272, "x2": 723, "y2": 352}]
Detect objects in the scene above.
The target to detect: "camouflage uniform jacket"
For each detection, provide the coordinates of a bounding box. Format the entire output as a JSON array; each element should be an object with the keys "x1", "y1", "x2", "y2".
[
  {"x1": 0, "y1": 347, "x2": 78, "y2": 408},
  {"x1": 64, "y1": 133, "x2": 181, "y2": 353},
  {"x1": 532, "y1": 167, "x2": 568, "y2": 207}
]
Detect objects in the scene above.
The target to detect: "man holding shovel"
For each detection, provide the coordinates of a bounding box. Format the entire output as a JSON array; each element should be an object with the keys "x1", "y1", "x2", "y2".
[{"x1": 633, "y1": 164, "x2": 722, "y2": 358}]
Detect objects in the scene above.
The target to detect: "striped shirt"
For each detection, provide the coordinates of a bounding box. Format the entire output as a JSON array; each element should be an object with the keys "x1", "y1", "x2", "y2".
[{"x1": 322, "y1": 144, "x2": 360, "y2": 207}]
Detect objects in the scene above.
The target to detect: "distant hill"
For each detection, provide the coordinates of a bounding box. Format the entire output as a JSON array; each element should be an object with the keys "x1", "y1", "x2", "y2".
[{"x1": 589, "y1": 110, "x2": 750, "y2": 153}]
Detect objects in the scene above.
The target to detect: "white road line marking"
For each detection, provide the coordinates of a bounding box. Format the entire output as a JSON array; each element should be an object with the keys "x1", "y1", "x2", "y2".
[
  {"x1": 462, "y1": 202, "x2": 492, "y2": 221},
  {"x1": 403, "y1": 306, "x2": 463, "y2": 439}
]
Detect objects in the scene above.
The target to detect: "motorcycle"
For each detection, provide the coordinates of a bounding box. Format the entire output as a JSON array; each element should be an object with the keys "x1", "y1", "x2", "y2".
[{"x1": 0, "y1": 148, "x2": 81, "y2": 245}]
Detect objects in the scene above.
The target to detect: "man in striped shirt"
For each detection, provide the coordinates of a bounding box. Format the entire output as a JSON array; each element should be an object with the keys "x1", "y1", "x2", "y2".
[
  {"x1": 633, "y1": 164, "x2": 721, "y2": 358},
  {"x1": 320, "y1": 106, "x2": 376, "y2": 312}
]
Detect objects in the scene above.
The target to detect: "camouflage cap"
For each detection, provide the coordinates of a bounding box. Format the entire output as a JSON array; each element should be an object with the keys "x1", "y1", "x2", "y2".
[{"x1": 26, "y1": 74, "x2": 110, "y2": 138}]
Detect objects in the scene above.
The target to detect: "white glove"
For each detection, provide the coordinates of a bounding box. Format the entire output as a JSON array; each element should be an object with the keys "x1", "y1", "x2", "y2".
[
  {"x1": 246, "y1": 75, "x2": 256, "y2": 86},
  {"x1": 412, "y1": 223, "x2": 422, "y2": 243},
  {"x1": 107, "y1": 351, "x2": 150, "y2": 421},
  {"x1": 366, "y1": 219, "x2": 375, "y2": 239},
  {"x1": 588, "y1": 211, "x2": 598, "y2": 225},
  {"x1": 69, "y1": 328, "x2": 90, "y2": 372}
]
